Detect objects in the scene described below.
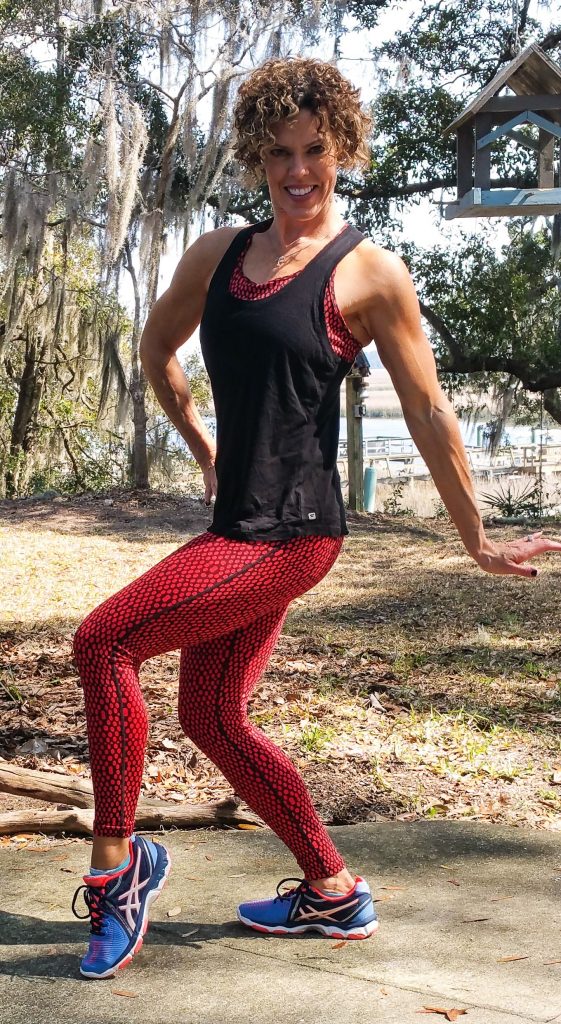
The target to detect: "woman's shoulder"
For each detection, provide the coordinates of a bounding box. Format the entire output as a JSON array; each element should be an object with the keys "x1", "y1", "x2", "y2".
[
  {"x1": 193, "y1": 224, "x2": 248, "y2": 260},
  {"x1": 349, "y1": 237, "x2": 412, "y2": 290},
  {"x1": 169, "y1": 225, "x2": 249, "y2": 294},
  {"x1": 336, "y1": 235, "x2": 418, "y2": 336}
]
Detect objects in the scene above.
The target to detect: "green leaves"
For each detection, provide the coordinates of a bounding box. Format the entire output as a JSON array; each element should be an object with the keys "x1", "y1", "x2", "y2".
[
  {"x1": 367, "y1": 84, "x2": 459, "y2": 201},
  {"x1": 372, "y1": 0, "x2": 551, "y2": 87},
  {"x1": 408, "y1": 228, "x2": 561, "y2": 399}
]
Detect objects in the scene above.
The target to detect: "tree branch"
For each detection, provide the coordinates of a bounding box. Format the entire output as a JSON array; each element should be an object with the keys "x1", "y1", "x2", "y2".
[
  {"x1": 544, "y1": 388, "x2": 561, "y2": 424},
  {"x1": 484, "y1": 27, "x2": 561, "y2": 85},
  {"x1": 539, "y1": 28, "x2": 561, "y2": 53},
  {"x1": 218, "y1": 172, "x2": 531, "y2": 218},
  {"x1": 420, "y1": 301, "x2": 561, "y2": 391},
  {"x1": 337, "y1": 173, "x2": 533, "y2": 203},
  {"x1": 419, "y1": 299, "x2": 464, "y2": 360},
  {"x1": 0, "y1": 763, "x2": 261, "y2": 835}
]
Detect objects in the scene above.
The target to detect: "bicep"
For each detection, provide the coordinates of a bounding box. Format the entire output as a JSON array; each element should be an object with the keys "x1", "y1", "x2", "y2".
[
  {"x1": 140, "y1": 242, "x2": 209, "y2": 357},
  {"x1": 140, "y1": 227, "x2": 241, "y2": 357}
]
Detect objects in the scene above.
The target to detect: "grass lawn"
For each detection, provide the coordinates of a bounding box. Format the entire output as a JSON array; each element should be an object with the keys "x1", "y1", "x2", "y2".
[{"x1": 1, "y1": 491, "x2": 560, "y2": 838}]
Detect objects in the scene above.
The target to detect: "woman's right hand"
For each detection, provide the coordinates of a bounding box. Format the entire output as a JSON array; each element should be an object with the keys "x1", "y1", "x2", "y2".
[{"x1": 202, "y1": 462, "x2": 218, "y2": 506}]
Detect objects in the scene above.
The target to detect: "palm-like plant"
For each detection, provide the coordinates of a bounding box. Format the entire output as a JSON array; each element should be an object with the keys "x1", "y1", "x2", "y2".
[{"x1": 479, "y1": 478, "x2": 543, "y2": 518}]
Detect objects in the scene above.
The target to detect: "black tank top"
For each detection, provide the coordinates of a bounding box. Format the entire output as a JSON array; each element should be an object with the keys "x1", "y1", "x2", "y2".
[{"x1": 200, "y1": 218, "x2": 365, "y2": 541}]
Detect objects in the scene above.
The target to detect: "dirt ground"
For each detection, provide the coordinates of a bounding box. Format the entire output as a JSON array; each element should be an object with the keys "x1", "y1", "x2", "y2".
[{"x1": 1, "y1": 490, "x2": 561, "y2": 844}]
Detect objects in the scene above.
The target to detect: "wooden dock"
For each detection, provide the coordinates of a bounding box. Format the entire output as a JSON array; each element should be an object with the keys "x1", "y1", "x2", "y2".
[{"x1": 337, "y1": 439, "x2": 561, "y2": 482}]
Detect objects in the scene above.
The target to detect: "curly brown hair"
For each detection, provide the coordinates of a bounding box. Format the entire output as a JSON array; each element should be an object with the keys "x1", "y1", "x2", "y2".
[{"x1": 232, "y1": 57, "x2": 371, "y2": 183}]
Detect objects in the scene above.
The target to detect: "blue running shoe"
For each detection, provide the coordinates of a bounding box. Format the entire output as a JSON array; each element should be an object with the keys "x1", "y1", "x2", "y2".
[
  {"x1": 72, "y1": 834, "x2": 171, "y2": 979},
  {"x1": 237, "y1": 876, "x2": 378, "y2": 939}
]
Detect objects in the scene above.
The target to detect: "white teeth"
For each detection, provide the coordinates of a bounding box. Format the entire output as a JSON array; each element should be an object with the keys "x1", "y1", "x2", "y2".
[{"x1": 287, "y1": 186, "x2": 315, "y2": 196}]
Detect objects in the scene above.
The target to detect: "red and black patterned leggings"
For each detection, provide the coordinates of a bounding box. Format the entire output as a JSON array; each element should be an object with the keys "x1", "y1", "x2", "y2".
[{"x1": 73, "y1": 531, "x2": 346, "y2": 879}]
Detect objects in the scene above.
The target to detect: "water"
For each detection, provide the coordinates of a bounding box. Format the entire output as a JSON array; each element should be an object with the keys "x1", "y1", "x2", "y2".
[
  {"x1": 339, "y1": 416, "x2": 561, "y2": 448},
  {"x1": 201, "y1": 413, "x2": 561, "y2": 451}
]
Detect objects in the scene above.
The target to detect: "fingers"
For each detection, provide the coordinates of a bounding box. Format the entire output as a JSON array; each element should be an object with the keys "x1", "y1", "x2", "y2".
[
  {"x1": 504, "y1": 560, "x2": 539, "y2": 579},
  {"x1": 511, "y1": 536, "x2": 561, "y2": 559},
  {"x1": 204, "y1": 476, "x2": 217, "y2": 507},
  {"x1": 527, "y1": 540, "x2": 561, "y2": 558},
  {"x1": 479, "y1": 531, "x2": 561, "y2": 578},
  {"x1": 201, "y1": 463, "x2": 217, "y2": 507},
  {"x1": 520, "y1": 532, "x2": 561, "y2": 552},
  {"x1": 504, "y1": 541, "x2": 540, "y2": 575},
  {"x1": 481, "y1": 549, "x2": 539, "y2": 577}
]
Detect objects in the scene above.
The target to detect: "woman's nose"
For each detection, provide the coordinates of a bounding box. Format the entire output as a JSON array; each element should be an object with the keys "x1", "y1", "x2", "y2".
[{"x1": 288, "y1": 153, "x2": 309, "y2": 177}]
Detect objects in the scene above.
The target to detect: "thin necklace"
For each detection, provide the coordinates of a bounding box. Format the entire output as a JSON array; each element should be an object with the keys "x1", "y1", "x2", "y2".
[{"x1": 271, "y1": 230, "x2": 335, "y2": 270}]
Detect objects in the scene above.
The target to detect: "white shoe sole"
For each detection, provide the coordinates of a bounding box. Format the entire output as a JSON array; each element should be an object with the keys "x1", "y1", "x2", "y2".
[{"x1": 236, "y1": 909, "x2": 379, "y2": 940}]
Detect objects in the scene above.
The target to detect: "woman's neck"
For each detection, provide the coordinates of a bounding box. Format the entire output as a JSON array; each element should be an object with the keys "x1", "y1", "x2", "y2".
[{"x1": 266, "y1": 204, "x2": 344, "y2": 248}]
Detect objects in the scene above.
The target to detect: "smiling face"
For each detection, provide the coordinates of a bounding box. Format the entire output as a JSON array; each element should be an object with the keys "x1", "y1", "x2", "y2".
[{"x1": 260, "y1": 107, "x2": 338, "y2": 226}]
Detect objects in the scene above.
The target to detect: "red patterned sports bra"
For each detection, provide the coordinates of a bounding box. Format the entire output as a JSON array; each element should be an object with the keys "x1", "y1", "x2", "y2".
[{"x1": 229, "y1": 235, "x2": 363, "y2": 363}]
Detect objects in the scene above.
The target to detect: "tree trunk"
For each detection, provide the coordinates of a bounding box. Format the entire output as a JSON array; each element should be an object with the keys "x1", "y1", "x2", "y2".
[
  {"x1": 144, "y1": 83, "x2": 189, "y2": 316},
  {"x1": 0, "y1": 763, "x2": 96, "y2": 807},
  {"x1": 129, "y1": 89, "x2": 188, "y2": 492},
  {"x1": 544, "y1": 388, "x2": 561, "y2": 425},
  {"x1": 5, "y1": 335, "x2": 47, "y2": 496},
  {"x1": 131, "y1": 379, "x2": 149, "y2": 489},
  {"x1": 125, "y1": 240, "x2": 149, "y2": 489}
]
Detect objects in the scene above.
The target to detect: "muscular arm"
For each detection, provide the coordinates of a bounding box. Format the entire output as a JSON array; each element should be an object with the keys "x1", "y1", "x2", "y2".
[
  {"x1": 359, "y1": 249, "x2": 488, "y2": 559},
  {"x1": 355, "y1": 248, "x2": 552, "y2": 579},
  {"x1": 139, "y1": 228, "x2": 239, "y2": 469},
  {"x1": 358, "y1": 250, "x2": 561, "y2": 576}
]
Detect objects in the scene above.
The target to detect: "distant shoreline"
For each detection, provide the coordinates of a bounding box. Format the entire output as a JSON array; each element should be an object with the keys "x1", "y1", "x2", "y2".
[{"x1": 342, "y1": 368, "x2": 554, "y2": 428}]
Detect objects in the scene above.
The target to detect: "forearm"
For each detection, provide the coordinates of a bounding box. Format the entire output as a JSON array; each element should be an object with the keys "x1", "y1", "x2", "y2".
[
  {"x1": 360, "y1": 252, "x2": 560, "y2": 577},
  {"x1": 403, "y1": 397, "x2": 486, "y2": 558},
  {"x1": 141, "y1": 346, "x2": 215, "y2": 468}
]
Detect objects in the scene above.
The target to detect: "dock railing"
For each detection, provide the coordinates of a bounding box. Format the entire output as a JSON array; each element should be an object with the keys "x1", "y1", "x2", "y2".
[{"x1": 337, "y1": 439, "x2": 561, "y2": 482}]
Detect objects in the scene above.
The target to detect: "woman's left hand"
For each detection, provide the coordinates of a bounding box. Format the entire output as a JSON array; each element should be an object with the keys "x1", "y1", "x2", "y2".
[
  {"x1": 474, "y1": 531, "x2": 561, "y2": 578},
  {"x1": 203, "y1": 463, "x2": 218, "y2": 506}
]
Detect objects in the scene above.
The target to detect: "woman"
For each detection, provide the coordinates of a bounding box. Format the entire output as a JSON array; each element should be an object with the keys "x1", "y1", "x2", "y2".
[{"x1": 71, "y1": 57, "x2": 561, "y2": 979}]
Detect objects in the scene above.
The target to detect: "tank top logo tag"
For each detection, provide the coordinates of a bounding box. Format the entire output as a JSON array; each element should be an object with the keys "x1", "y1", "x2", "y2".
[{"x1": 308, "y1": 512, "x2": 317, "y2": 520}]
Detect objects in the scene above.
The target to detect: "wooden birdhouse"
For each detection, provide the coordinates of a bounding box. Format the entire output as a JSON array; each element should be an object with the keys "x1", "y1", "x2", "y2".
[{"x1": 444, "y1": 44, "x2": 561, "y2": 220}]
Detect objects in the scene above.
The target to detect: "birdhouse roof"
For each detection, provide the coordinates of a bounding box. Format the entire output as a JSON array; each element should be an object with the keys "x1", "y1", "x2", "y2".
[{"x1": 445, "y1": 43, "x2": 561, "y2": 135}]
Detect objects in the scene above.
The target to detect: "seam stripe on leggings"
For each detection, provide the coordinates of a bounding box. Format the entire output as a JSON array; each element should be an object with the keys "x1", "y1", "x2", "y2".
[
  {"x1": 109, "y1": 648, "x2": 128, "y2": 833},
  {"x1": 109, "y1": 540, "x2": 283, "y2": 650},
  {"x1": 214, "y1": 626, "x2": 333, "y2": 875},
  {"x1": 73, "y1": 532, "x2": 346, "y2": 878}
]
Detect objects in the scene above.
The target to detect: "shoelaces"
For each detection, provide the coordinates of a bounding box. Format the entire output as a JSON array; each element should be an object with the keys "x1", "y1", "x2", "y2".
[
  {"x1": 274, "y1": 877, "x2": 306, "y2": 902},
  {"x1": 72, "y1": 884, "x2": 108, "y2": 936}
]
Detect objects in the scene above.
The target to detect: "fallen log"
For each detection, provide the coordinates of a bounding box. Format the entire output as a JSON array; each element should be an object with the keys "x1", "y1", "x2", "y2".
[
  {"x1": 0, "y1": 762, "x2": 261, "y2": 835},
  {"x1": 0, "y1": 762, "x2": 95, "y2": 808},
  {"x1": 0, "y1": 800, "x2": 260, "y2": 836},
  {"x1": 0, "y1": 808, "x2": 95, "y2": 835}
]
